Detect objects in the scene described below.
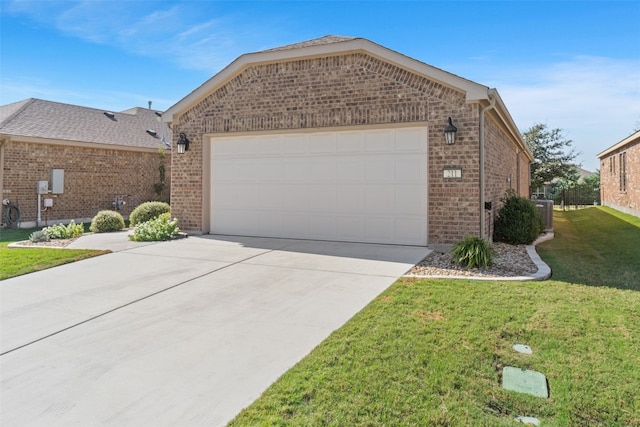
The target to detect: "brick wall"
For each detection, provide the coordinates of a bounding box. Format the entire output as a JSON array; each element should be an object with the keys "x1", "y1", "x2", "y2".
[
  {"x1": 172, "y1": 51, "x2": 523, "y2": 244},
  {"x1": 1, "y1": 140, "x2": 171, "y2": 227},
  {"x1": 600, "y1": 137, "x2": 640, "y2": 216},
  {"x1": 483, "y1": 113, "x2": 531, "y2": 239}
]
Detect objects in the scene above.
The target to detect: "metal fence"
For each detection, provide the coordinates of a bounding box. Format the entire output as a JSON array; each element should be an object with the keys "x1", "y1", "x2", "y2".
[{"x1": 554, "y1": 187, "x2": 601, "y2": 210}]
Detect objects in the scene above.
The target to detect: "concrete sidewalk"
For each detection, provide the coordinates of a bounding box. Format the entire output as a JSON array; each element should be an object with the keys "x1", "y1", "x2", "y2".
[{"x1": 1, "y1": 234, "x2": 430, "y2": 426}]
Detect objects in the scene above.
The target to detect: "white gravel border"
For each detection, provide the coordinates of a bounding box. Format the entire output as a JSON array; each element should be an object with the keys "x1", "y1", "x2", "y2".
[{"x1": 403, "y1": 233, "x2": 554, "y2": 281}]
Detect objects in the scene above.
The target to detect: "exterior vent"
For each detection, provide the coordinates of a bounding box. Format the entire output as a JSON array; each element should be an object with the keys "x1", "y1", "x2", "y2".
[
  {"x1": 104, "y1": 111, "x2": 116, "y2": 120},
  {"x1": 146, "y1": 129, "x2": 158, "y2": 137}
]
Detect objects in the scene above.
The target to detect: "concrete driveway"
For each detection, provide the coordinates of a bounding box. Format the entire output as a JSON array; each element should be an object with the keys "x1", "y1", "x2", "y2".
[{"x1": 1, "y1": 233, "x2": 430, "y2": 426}]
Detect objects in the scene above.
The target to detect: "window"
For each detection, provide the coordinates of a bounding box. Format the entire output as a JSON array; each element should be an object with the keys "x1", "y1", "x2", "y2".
[
  {"x1": 619, "y1": 152, "x2": 626, "y2": 191},
  {"x1": 610, "y1": 156, "x2": 616, "y2": 175}
]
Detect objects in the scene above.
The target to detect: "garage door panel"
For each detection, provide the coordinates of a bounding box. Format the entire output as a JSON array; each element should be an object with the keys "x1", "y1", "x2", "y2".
[
  {"x1": 242, "y1": 158, "x2": 281, "y2": 181},
  {"x1": 365, "y1": 187, "x2": 395, "y2": 213},
  {"x1": 307, "y1": 158, "x2": 336, "y2": 182},
  {"x1": 280, "y1": 213, "x2": 307, "y2": 236},
  {"x1": 282, "y1": 185, "x2": 309, "y2": 211},
  {"x1": 308, "y1": 186, "x2": 336, "y2": 213},
  {"x1": 365, "y1": 129, "x2": 395, "y2": 152},
  {"x1": 336, "y1": 158, "x2": 365, "y2": 182},
  {"x1": 215, "y1": 184, "x2": 254, "y2": 208},
  {"x1": 214, "y1": 209, "x2": 260, "y2": 235},
  {"x1": 396, "y1": 128, "x2": 428, "y2": 151},
  {"x1": 396, "y1": 185, "x2": 426, "y2": 214},
  {"x1": 258, "y1": 135, "x2": 284, "y2": 155},
  {"x1": 259, "y1": 185, "x2": 284, "y2": 209},
  {"x1": 308, "y1": 215, "x2": 336, "y2": 238},
  {"x1": 396, "y1": 217, "x2": 427, "y2": 245},
  {"x1": 365, "y1": 217, "x2": 395, "y2": 242},
  {"x1": 309, "y1": 133, "x2": 336, "y2": 153},
  {"x1": 233, "y1": 137, "x2": 259, "y2": 156},
  {"x1": 336, "y1": 216, "x2": 365, "y2": 240},
  {"x1": 366, "y1": 157, "x2": 395, "y2": 182},
  {"x1": 284, "y1": 162, "x2": 308, "y2": 181},
  {"x1": 336, "y1": 186, "x2": 365, "y2": 212},
  {"x1": 396, "y1": 157, "x2": 426, "y2": 182},
  {"x1": 283, "y1": 135, "x2": 307, "y2": 154},
  {"x1": 336, "y1": 132, "x2": 365, "y2": 153},
  {"x1": 259, "y1": 212, "x2": 283, "y2": 235},
  {"x1": 235, "y1": 160, "x2": 260, "y2": 182},
  {"x1": 211, "y1": 127, "x2": 428, "y2": 245},
  {"x1": 213, "y1": 139, "x2": 238, "y2": 157},
  {"x1": 213, "y1": 160, "x2": 237, "y2": 182}
]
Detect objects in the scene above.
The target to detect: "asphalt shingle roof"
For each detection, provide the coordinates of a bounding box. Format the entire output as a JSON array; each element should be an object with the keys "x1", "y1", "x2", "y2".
[
  {"x1": 261, "y1": 35, "x2": 357, "y2": 52},
  {"x1": 0, "y1": 98, "x2": 169, "y2": 150}
]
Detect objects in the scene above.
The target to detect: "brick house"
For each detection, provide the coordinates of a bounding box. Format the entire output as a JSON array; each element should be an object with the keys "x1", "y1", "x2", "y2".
[
  {"x1": 0, "y1": 98, "x2": 171, "y2": 227},
  {"x1": 597, "y1": 130, "x2": 640, "y2": 217},
  {"x1": 163, "y1": 36, "x2": 532, "y2": 245}
]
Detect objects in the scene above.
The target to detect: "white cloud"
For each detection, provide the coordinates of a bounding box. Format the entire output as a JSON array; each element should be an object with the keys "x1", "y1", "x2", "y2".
[
  {"x1": 489, "y1": 56, "x2": 640, "y2": 170},
  {"x1": 4, "y1": 0, "x2": 261, "y2": 72}
]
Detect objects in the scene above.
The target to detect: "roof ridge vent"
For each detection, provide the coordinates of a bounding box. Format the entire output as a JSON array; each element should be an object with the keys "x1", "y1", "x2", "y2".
[{"x1": 104, "y1": 111, "x2": 116, "y2": 120}]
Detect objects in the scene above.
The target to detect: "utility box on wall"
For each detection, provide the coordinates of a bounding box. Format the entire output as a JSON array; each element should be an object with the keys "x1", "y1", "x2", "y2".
[
  {"x1": 37, "y1": 180, "x2": 49, "y2": 195},
  {"x1": 51, "y1": 169, "x2": 64, "y2": 194}
]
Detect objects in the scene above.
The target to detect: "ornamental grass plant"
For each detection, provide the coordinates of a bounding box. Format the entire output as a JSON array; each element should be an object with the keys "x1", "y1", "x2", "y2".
[{"x1": 451, "y1": 235, "x2": 494, "y2": 268}]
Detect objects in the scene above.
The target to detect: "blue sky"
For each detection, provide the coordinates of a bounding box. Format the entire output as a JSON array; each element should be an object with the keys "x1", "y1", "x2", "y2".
[{"x1": 1, "y1": 1, "x2": 639, "y2": 170}]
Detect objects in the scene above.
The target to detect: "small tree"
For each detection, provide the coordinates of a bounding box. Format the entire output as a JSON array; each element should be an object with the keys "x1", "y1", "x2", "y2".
[{"x1": 523, "y1": 123, "x2": 579, "y2": 194}]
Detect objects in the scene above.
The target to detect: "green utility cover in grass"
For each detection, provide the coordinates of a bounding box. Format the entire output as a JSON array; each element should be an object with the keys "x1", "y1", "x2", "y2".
[{"x1": 502, "y1": 366, "x2": 549, "y2": 398}]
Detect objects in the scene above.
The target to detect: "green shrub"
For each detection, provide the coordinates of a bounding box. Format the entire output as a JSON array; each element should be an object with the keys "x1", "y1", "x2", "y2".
[
  {"x1": 493, "y1": 190, "x2": 544, "y2": 245},
  {"x1": 129, "y1": 201, "x2": 170, "y2": 226},
  {"x1": 43, "y1": 220, "x2": 84, "y2": 239},
  {"x1": 129, "y1": 212, "x2": 179, "y2": 242},
  {"x1": 90, "y1": 210, "x2": 125, "y2": 233},
  {"x1": 29, "y1": 230, "x2": 49, "y2": 243},
  {"x1": 451, "y1": 235, "x2": 494, "y2": 269}
]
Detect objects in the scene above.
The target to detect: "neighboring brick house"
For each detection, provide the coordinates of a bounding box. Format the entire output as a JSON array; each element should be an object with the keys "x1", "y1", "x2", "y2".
[
  {"x1": 0, "y1": 98, "x2": 171, "y2": 227},
  {"x1": 163, "y1": 36, "x2": 532, "y2": 245},
  {"x1": 597, "y1": 130, "x2": 640, "y2": 217}
]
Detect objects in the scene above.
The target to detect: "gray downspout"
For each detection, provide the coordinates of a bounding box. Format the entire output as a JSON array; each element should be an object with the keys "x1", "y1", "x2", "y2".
[{"x1": 479, "y1": 90, "x2": 496, "y2": 239}]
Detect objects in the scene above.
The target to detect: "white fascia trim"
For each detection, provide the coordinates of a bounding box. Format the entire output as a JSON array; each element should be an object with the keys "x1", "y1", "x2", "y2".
[
  {"x1": 597, "y1": 130, "x2": 640, "y2": 158},
  {"x1": 163, "y1": 38, "x2": 492, "y2": 122}
]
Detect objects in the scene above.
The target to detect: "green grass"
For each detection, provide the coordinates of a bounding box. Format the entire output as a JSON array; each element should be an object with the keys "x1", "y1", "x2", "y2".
[
  {"x1": 0, "y1": 227, "x2": 109, "y2": 280},
  {"x1": 537, "y1": 206, "x2": 640, "y2": 290},
  {"x1": 230, "y1": 207, "x2": 640, "y2": 426}
]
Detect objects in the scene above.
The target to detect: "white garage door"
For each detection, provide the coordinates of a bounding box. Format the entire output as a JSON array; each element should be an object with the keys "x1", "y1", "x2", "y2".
[{"x1": 210, "y1": 127, "x2": 428, "y2": 245}]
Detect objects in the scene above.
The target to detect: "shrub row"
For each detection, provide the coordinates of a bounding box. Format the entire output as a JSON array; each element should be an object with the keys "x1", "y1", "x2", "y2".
[{"x1": 89, "y1": 201, "x2": 178, "y2": 242}]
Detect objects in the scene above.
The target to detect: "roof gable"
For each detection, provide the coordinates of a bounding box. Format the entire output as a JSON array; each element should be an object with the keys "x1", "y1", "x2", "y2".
[
  {"x1": 0, "y1": 98, "x2": 167, "y2": 150},
  {"x1": 597, "y1": 130, "x2": 640, "y2": 158},
  {"x1": 164, "y1": 35, "x2": 492, "y2": 122},
  {"x1": 163, "y1": 35, "x2": 529, "y2": 159}
]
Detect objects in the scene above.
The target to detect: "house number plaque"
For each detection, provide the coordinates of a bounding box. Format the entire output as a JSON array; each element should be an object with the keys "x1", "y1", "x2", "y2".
[{"x1": 443, "y1": 168, "x2": 462, "y2": 179}]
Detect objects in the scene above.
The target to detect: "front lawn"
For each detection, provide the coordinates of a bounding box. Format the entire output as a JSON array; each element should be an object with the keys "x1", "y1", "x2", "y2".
[
  {"x1": 536, "y1": 206, "x2": 640, "y2": 290},
  {"x1": 0, "y1": 228, "x2": 108, "y2": 280},
  {"x1": 230, "y1": 207, "x2": 640, "y2": 426}
]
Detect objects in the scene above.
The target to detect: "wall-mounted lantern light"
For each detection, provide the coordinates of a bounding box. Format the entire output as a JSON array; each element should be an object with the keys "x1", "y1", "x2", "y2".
[
  {"x1": 444, "y1": 117, "x2": 457, "y2": 145},
  {"x1": 177, "y1": 132, "x2": 190, "y2": 154}
]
